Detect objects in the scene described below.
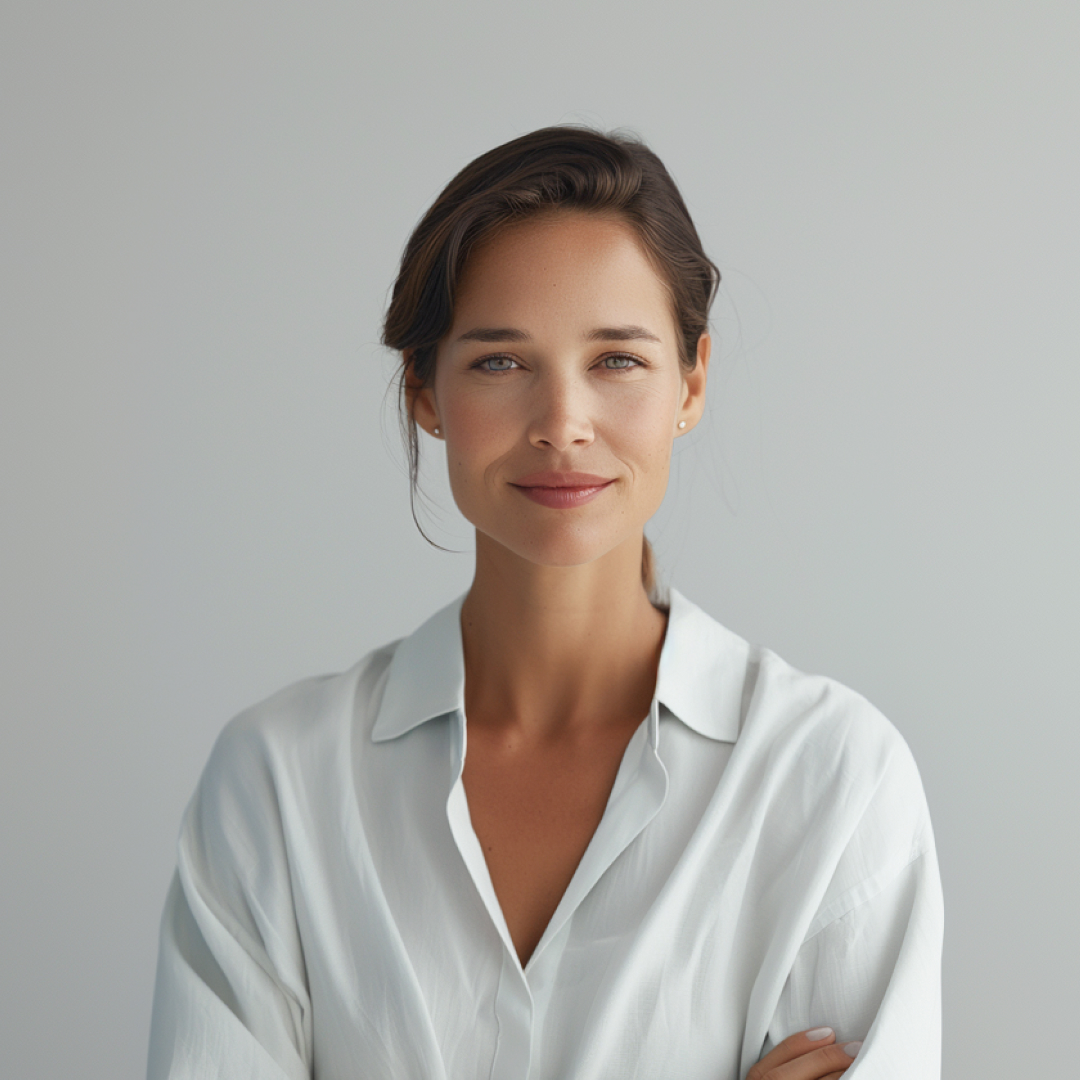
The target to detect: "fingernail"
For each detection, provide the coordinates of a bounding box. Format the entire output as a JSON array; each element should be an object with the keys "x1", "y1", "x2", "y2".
[
  {"x1": 843, "y1": 1041, "x2": 863, "y2": 1058},
  {"x1": 805, "y1": 1027, "x2": 833, "y2": 1041}
]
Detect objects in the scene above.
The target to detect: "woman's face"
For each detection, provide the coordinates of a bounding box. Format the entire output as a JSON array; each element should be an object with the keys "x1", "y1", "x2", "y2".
[{"x1": 412, "y1": 211, "x2": 709, "y2": 573}]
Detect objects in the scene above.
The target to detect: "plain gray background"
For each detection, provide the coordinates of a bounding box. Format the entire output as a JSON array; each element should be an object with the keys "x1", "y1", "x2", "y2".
[{"x1": 3, "y1": 2, "x2": 1077, "y2": 1076}]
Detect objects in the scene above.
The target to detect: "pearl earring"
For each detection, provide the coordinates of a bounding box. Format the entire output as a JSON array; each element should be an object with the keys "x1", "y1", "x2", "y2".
[
  {"x1": 678, "y1": 420, "x2": 686, "y2": 429},
  {"x1": 433, "y1": 427, "x2": 440, "y2": 435}
]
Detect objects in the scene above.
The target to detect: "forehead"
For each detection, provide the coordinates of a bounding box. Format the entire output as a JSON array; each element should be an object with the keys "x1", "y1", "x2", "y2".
[{"x1": 450, "y1": 212, "x2": 676, "y2": 334}]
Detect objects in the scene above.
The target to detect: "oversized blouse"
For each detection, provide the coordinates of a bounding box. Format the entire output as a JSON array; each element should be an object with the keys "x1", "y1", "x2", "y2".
[{"x1": 147, "y1": 588, "x2": 943, "y2": 1079}]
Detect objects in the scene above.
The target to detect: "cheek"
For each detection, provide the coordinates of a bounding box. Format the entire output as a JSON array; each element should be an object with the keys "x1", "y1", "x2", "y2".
[
  {"x1": 608, "y1": 388, "x2": 678, "y2": 467},
  {"x1": 440, "y1": 392, "x2": 519, "y2": 484}
]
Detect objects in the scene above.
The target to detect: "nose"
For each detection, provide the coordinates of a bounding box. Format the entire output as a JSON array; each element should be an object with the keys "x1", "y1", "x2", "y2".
[{"x1": 526, "y1": 370, "x2": 595, "y2": 451}]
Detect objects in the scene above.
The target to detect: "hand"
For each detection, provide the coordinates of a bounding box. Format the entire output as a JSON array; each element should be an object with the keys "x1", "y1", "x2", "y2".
[{"x1": 747, "y1": 1027, "x2": 863, "y2": 1080}]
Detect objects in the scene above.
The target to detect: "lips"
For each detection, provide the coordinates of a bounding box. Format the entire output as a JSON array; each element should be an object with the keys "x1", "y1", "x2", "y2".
[
  {"x1": 511, "y1": 471, "x2": 614, "y2": 488},
  {"x1": 509, "y1": 471, "x2": 615, "y2": 509}
]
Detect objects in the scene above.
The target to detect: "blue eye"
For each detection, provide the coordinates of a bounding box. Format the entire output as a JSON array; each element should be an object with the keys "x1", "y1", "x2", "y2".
[
  {"x1": 602, "y1": 354, "x2": 640, "y2": 370},
  {"x1": 477, "y1": 355, "x2": 517, "y2": 371}
]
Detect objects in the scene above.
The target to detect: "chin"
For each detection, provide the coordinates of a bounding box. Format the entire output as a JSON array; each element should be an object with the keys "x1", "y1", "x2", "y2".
[{"x1": 485, "y1": 523, "x2": 631, "y2": 571}]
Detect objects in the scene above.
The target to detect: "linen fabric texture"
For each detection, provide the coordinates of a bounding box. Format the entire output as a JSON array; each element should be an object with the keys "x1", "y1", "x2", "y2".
[{"x1": 147, "y1": 588, "x2": 943, "y2": 1079}]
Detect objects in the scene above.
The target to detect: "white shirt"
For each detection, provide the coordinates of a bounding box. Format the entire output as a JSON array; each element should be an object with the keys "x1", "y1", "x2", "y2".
[{"x1": 148, "y1": 588, "x2": 943, "y2": 1079}]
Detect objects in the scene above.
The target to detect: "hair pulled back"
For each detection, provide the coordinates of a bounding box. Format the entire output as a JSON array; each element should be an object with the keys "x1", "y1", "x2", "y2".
[{"x1": 381, "y1": 125, "x2": 720, "y2": 597}]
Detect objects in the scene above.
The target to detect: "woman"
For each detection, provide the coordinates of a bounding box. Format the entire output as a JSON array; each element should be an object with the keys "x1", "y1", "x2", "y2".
[{"x1": 148, "y1": 127, "x2": 943, "y2": 1079}]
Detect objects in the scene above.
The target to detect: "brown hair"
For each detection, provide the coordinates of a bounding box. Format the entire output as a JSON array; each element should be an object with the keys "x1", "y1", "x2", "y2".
[{"x1": 381, "y1": 125, "x2": 720, "y2": 598}]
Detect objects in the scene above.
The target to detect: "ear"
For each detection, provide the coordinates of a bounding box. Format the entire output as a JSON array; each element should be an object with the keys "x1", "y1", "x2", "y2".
[
  {"x1": 403, "y1": 349, "x2": 441, "y2": 437},
  {"x1": 675, "y1": 333, "x2": 710, "y2": 434}
]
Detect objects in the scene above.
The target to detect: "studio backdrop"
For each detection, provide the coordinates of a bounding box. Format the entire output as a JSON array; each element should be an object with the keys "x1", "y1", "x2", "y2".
[{"x1": 2, "y1": 3, "x2": 1077, "y2": 1078}]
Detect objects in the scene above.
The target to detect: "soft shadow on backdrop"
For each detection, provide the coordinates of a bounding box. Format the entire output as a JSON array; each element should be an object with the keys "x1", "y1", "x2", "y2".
[{"x1": 2, "y1": 3, "x2": 1077, "y2": 1077}]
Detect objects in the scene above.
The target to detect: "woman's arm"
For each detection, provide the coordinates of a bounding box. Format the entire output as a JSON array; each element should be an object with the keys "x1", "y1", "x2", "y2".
[
  {"x1": 148, "y1": 872, "x2": 311, "y2": 1080},
  {"x1": 741, "y1": 682, "x2": 944, "y2": 1080},
  {"x1": 763, "y1": 846, "x2": 943, "y2": 1077},
  {"x1": 147, "y1": 720, "x2": 313, "y2": 1080}
]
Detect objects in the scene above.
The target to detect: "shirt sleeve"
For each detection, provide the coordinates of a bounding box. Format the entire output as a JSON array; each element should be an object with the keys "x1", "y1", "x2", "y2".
[
  {"x1": 147, "y1": 718, "x2": 313, "y2": 1080},
  {"x1": 767, "y1": 845, "x2": 944, "y2": 1077},
  {"x1": 762, "y1": 717, "x2": 945, "y2": 1079}
]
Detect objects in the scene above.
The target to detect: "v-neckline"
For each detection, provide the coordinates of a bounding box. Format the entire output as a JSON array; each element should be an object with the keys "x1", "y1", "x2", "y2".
[{"x1": 444, "y1": 702, "x2": 670, "y2": 975}]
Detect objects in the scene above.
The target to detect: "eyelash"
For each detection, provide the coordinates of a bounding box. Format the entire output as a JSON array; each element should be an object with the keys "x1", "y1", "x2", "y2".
[{"x1": 471, "y1": 353, "x2": 646, "y2": 373}]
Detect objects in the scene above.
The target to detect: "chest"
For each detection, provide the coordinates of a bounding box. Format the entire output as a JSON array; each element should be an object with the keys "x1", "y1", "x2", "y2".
[
  {"x1": 314, "y1": 720, "x2": 762, "y2": 1080},
  {"x1": 460, "y1": 721, "x2": 640, "y2": 966}
]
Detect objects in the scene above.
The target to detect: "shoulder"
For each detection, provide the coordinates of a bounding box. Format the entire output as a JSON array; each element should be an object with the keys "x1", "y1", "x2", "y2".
[
  {"x1": 663, "y1": 588, "x2": 911, "y2": 783},
  {"x1": 672, "y1": 588, "x2": 932, "y2": 855},
  {"x1": 747, "y1": 644, "x2": 912, "y2": 779},
  {"x1": 668, "y1": 588, "x2": 914, "y2": 782},
  {"x1": 712, "y1": 637, "x2": 940, "y2": 932},
  {"x1": 737, "y1": 640, "x2": 934, "y2": 873},
  {"x1": 188, "y1": 639, "x2": 403, "y2": 839},
  {"x1": 207, "y1": 640, "x2": 398, "y2": 770},
  {"x1": 175, "y1": 638, "x2": 408, "y2": 911}
]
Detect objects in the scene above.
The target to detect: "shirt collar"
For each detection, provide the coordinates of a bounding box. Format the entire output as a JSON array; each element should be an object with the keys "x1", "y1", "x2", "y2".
[{"x1": 371, "y1": 587, "x2": 748, "y2": 744}]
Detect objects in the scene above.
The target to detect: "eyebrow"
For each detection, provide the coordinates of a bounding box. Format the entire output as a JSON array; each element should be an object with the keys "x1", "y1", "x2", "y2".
[
  {"x1": 587, "y1": 325, "x2": 663, "y2": 344},
  {"x1": 455, "y1": 327, "x2": 531, "y2": 343},
  {"x1": 454, "y1": 324, "x2": 662, "y2": 345}
]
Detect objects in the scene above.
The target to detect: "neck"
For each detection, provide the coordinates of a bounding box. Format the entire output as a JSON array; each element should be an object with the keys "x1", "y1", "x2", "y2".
[{"x1": 460, "y1": 531, "x2": 668, "y2": 737}]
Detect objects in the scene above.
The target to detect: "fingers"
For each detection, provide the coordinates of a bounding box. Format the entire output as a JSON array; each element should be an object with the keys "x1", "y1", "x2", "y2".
[
  {"x1": 768, "y1": 1044, "x2": 862, "y2": 1080},
  {"x1": 747, "y1": 1029, "x2": 863, "y2": 1080},
  {"x1": 747, "y1": 1029, "x2": 836, "y2": 1079}
]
